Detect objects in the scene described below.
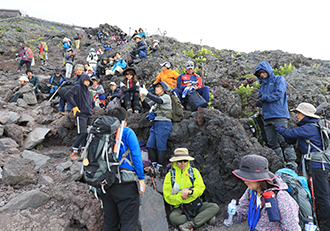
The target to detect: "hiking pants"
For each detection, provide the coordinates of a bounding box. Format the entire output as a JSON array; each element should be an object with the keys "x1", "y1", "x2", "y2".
[
  {"x1": 101, "y1": 182, "x2": 140, "y2": 231},
  {"x1": 9, "y1": 92, "x2": 23, "y2": 103},
  {"x1": 123, "y1": 92, "x2": 140, "y2": 110},
  {"x1": 73, "y1": 116, "x2": 92, "y2": 149},
  {"x1": 65, "y1": 63, "x2": 73, "y2": 78},
  {"x1": 18, "y1": 59, "x2": 31, "y2": 71},
  {"x1": 173, "y1": 86, "x2": 210, "y2": 103},
  {"x1": 169, "y1": 202, "x2": 219, "y2": 228},
  {"x1": 311, "y1": 168, "x2": 330, "y2": 231},
  {"x1": 264, "y1": 118, "x2": 297, "y2": 163},
  {"x1": 147, "y1": 120, "x2": 172, "y2": 152}
]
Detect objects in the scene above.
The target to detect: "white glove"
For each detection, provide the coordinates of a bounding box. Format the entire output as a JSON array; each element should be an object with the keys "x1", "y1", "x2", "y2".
[{"x1": 139, "y1": 86, "x2": 148, "y2": 95}]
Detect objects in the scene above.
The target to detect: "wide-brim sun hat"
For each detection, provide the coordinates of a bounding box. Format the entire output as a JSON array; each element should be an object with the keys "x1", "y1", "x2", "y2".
[
  {"x1": 169, "y1": 148, "x2": 195, "y2": 162},
  {"x1": 123, "y1": 67, "x2": 136, "y2": 76},
  {"x1": 19, "y1": 76, "x2": 29, "y2": 82},
  {"x1": 232, "y1": 154, "x2": 275, "y2": 182},
  {"x1": 155, "y1": 82, "x2": 168, "y2": 93},
  {"x1": 291, "y1": 102, "x2": 320, "y2": 119}
]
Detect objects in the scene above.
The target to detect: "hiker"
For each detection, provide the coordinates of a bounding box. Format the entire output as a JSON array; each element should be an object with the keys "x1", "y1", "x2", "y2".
[
  {"x1": 64, "y1": 48, "x2": 75, "y2": 79},
  {"x1": 163, "y1": 148, "x2": 219, "y2": 231},
  {"x1": 26, "y1": 70, "x2": 40, "y2": 94},
  {"x1": 73, "y1": 33, "x2": 81, "y2": 49},
  {"x1": 107, "y1": 52, "x2": 127, "y2": 78},
  {"x1": 138, "y1": 28, "x2": 146, "y2": 38},
  {"x1": 153, "y1": 61, "x2": 179, "y2": 90},
  {"x1": 149, "y1": 40, "x2": 160, "y2": 54},
  {"x1": 38, "y1": 41, "x2": 48, "y2": 65},
  {"x1": 89, "y1": 76, "x2": 105, "y2": 108},
  {"x1": 274, "y1": 102, "x2": 330, "y2": 230},
  {"x1": 130, "y1": 30, "x2": 138, "y2": 40},
  {"x1": 84, "y1": 62, "x2": 90, "y2": 73},
  {"x1": 86, "y1": 66, "x2": 97, "y2": 78},
  {"x1": 116, "y1": 37, "x2": 127, "y2": 46},
  {"x1": 254, "y1": 61, "x2": 297, "y2": 170},
  {"x1": 65, "y1": 74, "x2": 94, "y2": 160},
  {"x1": 105, "y1": 82, "x2": 122, "y2": 111},
  {"x1": 86, "y1": 48, "x2": 98, "y2": 70},
  {"x1": 62, "y1": 37, "x2": 72, "y2": 51},
  {"x1": 45, "y1": 68, "x2": 67, "y2": 109},
  {"x1": 9, "y1": 76, "x2": 37, "y2": 105},
  {"x1": 96, "y1": 30, "x2": 103, "y2": 42},
  {"x1": 120, "y1": 68, "x2": 141, "y2": 113},
  {"x1": 140, "y1": 82, "x2": 172, "y2": 171},
  {"x1": 96, "y1": 47, "x2": 104, "y2": 56},
  {"x1": 101, "y1": 107, "x2": 145, "y2": 231},
  {"x1": 173, "y1": 61, "x2": 209, "y2": 103},
  {"x1": 96, "y1": 57, "x2": 109, "y2": 78},
  {"x1": 103, "y1": 43, "x2": 112, "y2": 52},
  {"x1": 16, "y1": 46, "x2": 33, "y2": 72},
  {"x1": 229, "y1": 154, "x2": 300, "y2": 230},
  {"x1": 130, "y1": 35, "x2": 148, "y2": 63},
  {"x1": 120, "y1": 31, "x2": 127, "y2": 42}
]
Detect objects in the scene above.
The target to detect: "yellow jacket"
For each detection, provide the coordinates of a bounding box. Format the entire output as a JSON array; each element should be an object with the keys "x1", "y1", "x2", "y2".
[
  {"x1": 163, "y1": 161, "x2": 205, "y2": 208},
  {"x1": 153, "y1": 69, "x2": 179, "y2": 88}
]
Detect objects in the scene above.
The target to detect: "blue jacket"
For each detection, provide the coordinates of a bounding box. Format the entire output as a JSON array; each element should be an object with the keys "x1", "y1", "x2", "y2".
[
  {"x1": 49, "y1": 74, "x2": 66, "y2": 86},
  {"x1": 119, "y1": 127, "x2": 145, "y2": 180},
  {"x1": 255, "y1": 61, "x2": 290, "y2": 120},
  {"x1": 112, "y1": 58, "x2": 127, "y2": 71},
  {"x1": 275, "y1": 116, "x2": 329, "y2": 169}
]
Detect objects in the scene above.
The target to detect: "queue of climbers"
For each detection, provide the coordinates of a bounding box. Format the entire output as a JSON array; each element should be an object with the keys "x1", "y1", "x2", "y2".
[{"x1": 7, "y1": 27, "x2": 330, "y2": 231}]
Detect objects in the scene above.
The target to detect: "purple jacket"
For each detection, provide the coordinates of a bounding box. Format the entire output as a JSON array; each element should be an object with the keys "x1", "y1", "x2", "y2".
[
  {"x1": 233, "y1": 177, "x2": 300, "y2": 231},
  {"x1": 17, "y1": 47, "x2": 32, "y2": 61}
]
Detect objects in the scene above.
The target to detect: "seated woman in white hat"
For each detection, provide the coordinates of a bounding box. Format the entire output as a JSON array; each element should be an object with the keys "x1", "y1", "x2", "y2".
[{"x1": 163, "y1": 148, "x2": 219, "y2": 231}]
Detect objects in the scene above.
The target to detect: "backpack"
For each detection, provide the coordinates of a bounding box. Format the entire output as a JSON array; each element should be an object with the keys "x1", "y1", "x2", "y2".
[
  {"x1": 41, "y1": 42, "x2": 48, "y2": 52},
  {"x1": 82, "y1": 115, "x2": 136, "y2": 193},
  {"x1": 156, "y1": 93, "x2": 184, "y2": 122},
  {"x1": 23, "y1": 46, "x2": 33, "y2": 60},
  {"x1": 185, "y1": 90, "x2": 208, "y2": 111},
  {"x1": 166, "y1": 163, "x2": 196, "y2": 187},
  {"x1": 249, "y1": 113, "x2": 267, "y2": 146},
  {"x1": 304, "y1": 119, "x2": 330, "y2": 165},
  {"x1": 275, "y1": 168, "x2": 315, "y2": 230}
]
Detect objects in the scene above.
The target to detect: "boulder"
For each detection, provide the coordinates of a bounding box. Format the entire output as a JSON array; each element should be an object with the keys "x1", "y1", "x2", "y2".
[
  {"x1": 24, "y1": 127, "x2": 51, "y2": 149},
  {"x1": 0, "y1": 190, "x2": 50, "y2": 212},
  {"x1": 2, "y1": 158, "x2": 37, "y2": 186},
  {"x1": 0, "y1": 138, "x2": 19, "y2": 151},
  {"x1": 0, "y1": 111, "x2": 20, "y2": 125},
  {"x1": 21, "y1": 150, "x2": 51, "y2": 169}
]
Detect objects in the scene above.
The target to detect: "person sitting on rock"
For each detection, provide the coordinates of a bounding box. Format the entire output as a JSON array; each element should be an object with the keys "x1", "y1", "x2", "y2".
[
  {"x1": 140, "y1": 82, "x2": 172, "y2": 172},
  {"x1": 120, "y1": 67, "x2": 141, "y2": 113},
  {"x1": 16, "y1": 46, "x2": 33, "y2": 72},
  {"x1": 254, "y1": 61, "x2": 297, "y2": 170},
  {"x1": 130, "y1": 30, "x2": 138, "y2": 40},
  {"x1": 105, "y1": 82, "x2": 122, "y2": 111},
  {"x1": 96, "y1": 57, "x2": 109, "y2": 78},
  {"x1": 96, "y1": 47, "x2": 104, "y2": 56},
  {"x1": 88, "y1": 76, "x2": 105, "y2": 108},
  {"x1": 64, "y1": 48, "x2": 75, "y2": 79},
  {"x1": 138, "y1": 28, "x2": 146, "y2": 39},
  {"x1": 86, "y1": 66, "x2": 97, "y2": 78},
  {"x1": 173, "y1": 61, "x2": 209, "y2": 103},
  {"x1": 26, "y1": 69, "x2": 40, "y2": 94},
  {"x1": 163, "y1": 148, "x2": 219, "y2": 231},
  {"x1": 65, "y1": 74, "x2": 94, "y2": 160},
  {"x1": 120, "y1": 31, "x2": 127, "y2": 42},
  {"x1": 9, "y1": 76, "x2": 37, "y2": 105},
  {"x1": 106, "y1": 52, "x2": 127, "y2": 79},
  {"x1": 274, "y1": 103, "x2": 330, "y2": 230},
  {"x1": 86, "y1": 48, "x2": 98, "y2": 70},
  {"x1": 45, "y1": 68, "x2": 67, "y2": 109},
  {"x1": 130, "y1": 35, "x2": 148, "y2": 63},
  {"x1": 103, "y1": 43, "x2": 112, "y2": 52},
  {"x1": 153, "y1": 61, "x2": 179, "y2": 91},
  {"x1": 149, "y1": 40, "x2": 160, "y2": 54},
  {"x1": 229, "y1": 154, "x2": 300, "y2": 230},
  {"x1": 116, "y1": 37, "x2": 127, "y2": 46}
]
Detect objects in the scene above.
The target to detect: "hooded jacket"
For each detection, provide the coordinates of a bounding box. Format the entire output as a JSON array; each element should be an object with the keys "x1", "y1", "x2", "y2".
[
  {"x1": 111, "y1": 58, "x2": 127, "y2": 71},
  {"x1": 233, "y1": 177, "x2": 300, "y2": 231},
  {"x1": 135, "y1": 39, "x2": 148, "y2": 54},
  {"x1": 275, "y1": 116, "x2": 329, "y2": 169},
  {"x1": 154, "y1": 69, "x2": 179, "y2": 88},
  {"x1": 255, "y1": 61, "x2": 290, "y2": 120},
  {"x1": 163, "y1": 161, "x2": 205, "y2": 208},
  {"x1": 64, "y1": 74, "x2": 95, "y2": 117}
]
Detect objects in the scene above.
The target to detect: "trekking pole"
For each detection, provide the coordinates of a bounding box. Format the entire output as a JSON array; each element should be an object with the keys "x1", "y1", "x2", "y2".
[
  {"x1": 307, "y1": 160, "x2": 319, "y2": 226},
  {"x1": 48, "y1": 81, "x2": 66, "y2": 102}
]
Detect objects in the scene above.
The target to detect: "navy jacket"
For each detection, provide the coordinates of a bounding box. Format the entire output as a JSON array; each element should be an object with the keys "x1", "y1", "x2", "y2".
[
  {"x1": 65, "y1": 74, "x2": 95, "y2": 117},
  {"x1": 135, "y1": 39, "x2": 147, "y2": 54},
  {"x1": 275, "y1": 116, "x2": 329, "y2": 169},
  {"x1": 255, "y1": 61, "x2": 290, "y2": 120}
]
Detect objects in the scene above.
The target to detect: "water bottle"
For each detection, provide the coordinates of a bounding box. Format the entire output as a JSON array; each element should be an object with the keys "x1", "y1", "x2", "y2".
[
  {"x1": 305, "y1": 222, "x2": 317, "y2": 231},
  {"x1": 224, "y1": 199, "x2": 237, "y2": 227}
]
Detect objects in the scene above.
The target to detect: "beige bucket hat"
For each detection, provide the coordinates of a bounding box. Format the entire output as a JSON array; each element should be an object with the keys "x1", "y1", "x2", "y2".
[
  {"x1": 291, "y1": 102, "x2": 320, "y2": 119},
  {"x1": 169, "y1": 148, "x2": 195, "y2": 162}
]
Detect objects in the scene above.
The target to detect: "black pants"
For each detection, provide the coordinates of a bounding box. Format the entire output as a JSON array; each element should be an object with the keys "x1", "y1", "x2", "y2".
[
  {"x1": 9, "y1": 92, "x2": 23, "y2": 102},
  {"x1": 73, "y1": 116, "x2": 92, "y2": 149},
  {"x1": 101, "y1": 182, "x2": 140, "y2": 231},
  {"x1": 18, "y1": 60, "x2": 31, "y2": 71},
  {"x1": 123, "y1": 92, "x2": 140, "y2": 110},
  {"x1": 311, "y1": 168, "x2": 330, "y2": 231}
]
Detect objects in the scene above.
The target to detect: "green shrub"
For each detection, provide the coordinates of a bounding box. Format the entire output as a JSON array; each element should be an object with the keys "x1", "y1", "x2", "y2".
[
  {"x1": 183, "y1": 49, "x2": 195, "y2": 58},
  {"x1": 50, "y1": 26, "x2": 55, "y2": 30},
  {"x1": 15, "y1": 27, "x2": 22, "y2": 32},
  {"x1": 273, "y1": 63, "x2": 295, "y2": 76},
  {"x1": 234, "y1": 84, "x2": 254, "y2": 98}
]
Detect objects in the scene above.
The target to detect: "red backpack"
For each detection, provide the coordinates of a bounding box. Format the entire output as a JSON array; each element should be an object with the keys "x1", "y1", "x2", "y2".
[{"x1": 23, "y1": 47, "x2": 34, "y2": 60}]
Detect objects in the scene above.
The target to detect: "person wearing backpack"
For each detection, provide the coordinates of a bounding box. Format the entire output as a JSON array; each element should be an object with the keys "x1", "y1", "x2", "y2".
[
  {"x1": 153, "y1": 62, "x2": 179, "y2": 90},
  {"x1": 65, "y1": 74, "x2": 94, "y2": 160},
  {"x1": 38, "y1": 42, "x2": 48, "y2": 66},
  {"x1": 73, "y1": 33, "x2": 81, "y2": 49},
  {"x1": 140, "y1": 82, "x2": 172, "y2": 174},
  {"x1": 101, "y1": 107, "x2": 145, "y2": 231},
  {"x1": 254, "y1": 61, "x2": 298, "y2": 171},
  {"x1": 163, "y1": 148, "x2": 219, "y2": 231},
  {"x1": 275, "y1": 102, "x2": 330, "y2": 230},
  {"x1": 64, "y1": 48, "x2": 75, "y2": 79},
  {"x1": 229, "y1": 154, "x2": 300, "y2": 230},
  {"x1": 16, "y1": 46, "x2": 33, "y2": 72}
]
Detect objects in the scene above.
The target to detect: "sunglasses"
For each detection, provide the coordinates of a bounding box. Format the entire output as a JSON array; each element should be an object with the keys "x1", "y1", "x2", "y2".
[
  {"x1": 177, "y1": 160, "x2": 188, "y2": 163},
  {"x1": 125, "y1": 73, "x2": 133, "y2": 76}
]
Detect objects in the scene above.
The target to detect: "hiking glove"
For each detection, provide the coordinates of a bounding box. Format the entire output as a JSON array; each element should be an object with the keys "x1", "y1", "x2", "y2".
[
  {"x1": 274, "y1": 123, "x2": 282, "y2": 131},
  {"x1": 72, "y1": 106, "x2": 81, "y2": 116},
  {"x1": 139, "y1": 86, "x2": 148, "y2": 95},
  {"x1": 256, "y1": 97, "x2": 263, "y2": 107}
]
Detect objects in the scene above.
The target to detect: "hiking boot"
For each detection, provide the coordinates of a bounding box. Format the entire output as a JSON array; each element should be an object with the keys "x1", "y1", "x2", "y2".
[
  {"x1": 207, "y1": 216, "x2": 216, "y2": 226},
  {"x1": 178, "y1": 221, "x2": 195, "y2": 231},
  {"x1": 70, "y1": 151, "x2": 80, "y2": 160}
]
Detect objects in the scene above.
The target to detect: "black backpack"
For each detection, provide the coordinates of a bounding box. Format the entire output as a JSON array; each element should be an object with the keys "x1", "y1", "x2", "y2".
[
  {"x1": 82, "y1": 115, "x2": 134, "y2": 193},
  {"x1": 249, "y1": 113, "x2": 267, "y2": 146}
]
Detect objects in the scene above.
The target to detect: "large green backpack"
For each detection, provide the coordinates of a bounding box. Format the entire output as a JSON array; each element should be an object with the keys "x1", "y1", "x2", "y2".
[
  {"x1": 156, "y1": 93, "x2": 184, "y2": 122},
  {"x1": 249, "y1": 113, "x2": 267, "y2": 146}
]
